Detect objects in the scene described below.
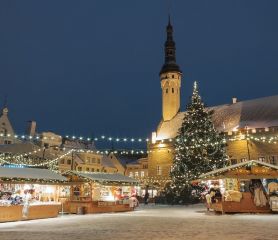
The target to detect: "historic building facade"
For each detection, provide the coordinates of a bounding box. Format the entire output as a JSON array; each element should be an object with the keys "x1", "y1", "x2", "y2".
[{"x1": 147, "y1": 18, "x2": 278, "y2": 188}]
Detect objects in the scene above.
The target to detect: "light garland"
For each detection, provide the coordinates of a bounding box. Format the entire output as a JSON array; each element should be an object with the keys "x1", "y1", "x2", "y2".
[
  {"x1": 0, "y1": 147, "x2": 45, "y2": 159},
  {"x1": 1, "y1": 130, "x2": 278, "y2": 145},
  {"x1": 0, "y1": 133, "x2": 150, "y2": 143},
  {"x1": 0, "y1": 149, "x2": 74, "y2": 167}
]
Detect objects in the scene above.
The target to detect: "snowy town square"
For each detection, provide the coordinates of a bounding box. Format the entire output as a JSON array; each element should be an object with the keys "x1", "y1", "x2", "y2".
[
  {"x1": 1, "y1": 1, "x2": 278, "y2": 239},
  {"x1": 1, "y1": 205, "x2": 278, "y2": 240}
]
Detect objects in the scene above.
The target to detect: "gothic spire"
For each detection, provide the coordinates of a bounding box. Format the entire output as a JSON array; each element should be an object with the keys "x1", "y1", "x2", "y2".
[{"x1": 160, "y1": 15, "x2": 181, "y2": 75}]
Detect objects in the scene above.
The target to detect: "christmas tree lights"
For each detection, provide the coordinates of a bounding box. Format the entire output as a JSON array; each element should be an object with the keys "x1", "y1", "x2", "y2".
[{"x1": 169, "y1": 81, "x2": 228, "y2": 203}]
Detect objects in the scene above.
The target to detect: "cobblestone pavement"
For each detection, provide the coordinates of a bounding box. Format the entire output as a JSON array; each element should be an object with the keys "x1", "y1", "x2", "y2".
[{"x1": 0, "y1": 204, "x2": 277, "y2": 240}]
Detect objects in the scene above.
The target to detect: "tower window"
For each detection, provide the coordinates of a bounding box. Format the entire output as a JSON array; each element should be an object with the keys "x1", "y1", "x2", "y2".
[
  {"x1": 172, "y1": 75, "x2": 174, "y2": 78},
  {"x1": 172, "y1": 88, "x2": 174, "y2": 93},
  {"x1": 166, "y1": 89, "x2": 168, "y2": 94},
  {"x1": 157, "y1": 166, "x2": 162, "y2": 176}
]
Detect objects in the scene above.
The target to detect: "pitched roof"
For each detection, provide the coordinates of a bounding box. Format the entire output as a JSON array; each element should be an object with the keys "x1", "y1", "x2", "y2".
[
  {"x1": 67, "y1": 171, "x2": 138, "y2": 185},
  {"x1": 199, "y1": 160, "x2": 278, "y2": 180},
  {"x1": 0, "y1": 166, "x2": 67, "y2": 183},
  {"x1": 101, "y1": 155, "x2": 116, "y2": 168},
  {"x1": 156, "y1": 95, "x2": 278, "y2": 140}
]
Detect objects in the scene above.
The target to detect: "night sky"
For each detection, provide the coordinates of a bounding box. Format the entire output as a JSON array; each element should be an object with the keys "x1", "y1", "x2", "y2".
[{"x1": 1, "y1": 0, "x2": 278, "y2": 139}]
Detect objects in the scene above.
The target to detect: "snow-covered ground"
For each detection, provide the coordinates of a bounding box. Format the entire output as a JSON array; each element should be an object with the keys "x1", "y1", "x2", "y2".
[{"x1": 0, "y1": 204, "x2": 277, "y2": 240}]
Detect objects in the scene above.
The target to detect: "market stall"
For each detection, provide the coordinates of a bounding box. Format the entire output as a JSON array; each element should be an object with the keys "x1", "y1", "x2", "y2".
[
  {"x1": 64, "y1": 171, "x2": 138, "y2": 214},
  {"x1": 0, "y1": 166, "x2": 68, "y2": 222},
  {"x1": 198, "y1": 160, "x2": 278, "y2": 214}
]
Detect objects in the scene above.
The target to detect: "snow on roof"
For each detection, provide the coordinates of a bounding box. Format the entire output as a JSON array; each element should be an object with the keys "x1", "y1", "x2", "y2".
[
  {"x1": 156, "y1": 95, "x2": 278, "y2": 140},
  {"x1": 69, "y1": 171, "x2": 138, "y2": 184},
  {"x1": 0, "y1": 142, "x2": 39, "y2": 154},
  {"x1": 199, "y1": 160, "x2": 278, "y2": 180},
  {"x1": 0, "y1": 167, "x2": 67, "y2": 182},
  {"x1": 101, "y1": 155, "x2": 116, "y2": 168}
]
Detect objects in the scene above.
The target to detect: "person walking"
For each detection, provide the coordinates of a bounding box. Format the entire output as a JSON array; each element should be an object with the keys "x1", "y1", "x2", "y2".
[{"x1": 144, "y1": 191, "x2": 149, "y2": 205}]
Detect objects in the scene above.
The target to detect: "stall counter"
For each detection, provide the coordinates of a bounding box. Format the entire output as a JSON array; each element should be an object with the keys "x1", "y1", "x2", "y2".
[
  {"x1": 210, "y1": 192, "x2": 271, "y2": 214},
  {"x1": 0, "y1": 203, "x2": 61, "y2": 223},
  {"x1": 65, "y1": 200, "x2": 132, "y2": 214}
]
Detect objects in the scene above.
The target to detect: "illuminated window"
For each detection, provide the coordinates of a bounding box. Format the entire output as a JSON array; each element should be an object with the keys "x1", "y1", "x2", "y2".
[
  {"x1": 141, "y1": 171, "x2": 144, "y2": 177},
  {"x1": 129, "y1": 172, "x2": 133, "y2": 178},
  {"x1": 240, "y1": 158, "x2": 247, "y2": 163},
  {"x1": 157, "y1": 166, "x2": 162, "y2": 175},
  {"x1": 258, "y1": 157, "x2": 265, "y2": 162},
  {"x1": 135, "y1": 172, "x2": 139, "y2": 177}
]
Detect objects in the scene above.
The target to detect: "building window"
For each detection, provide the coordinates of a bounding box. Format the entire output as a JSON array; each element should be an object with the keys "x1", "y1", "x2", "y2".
[
  {"x1": 172, "y1": 75, "x2": 174, "y2": 78},
  {"x1": 77, "y1": 167, "x2": 82, "y2": 171},
  {"x1": 172, "y1": 88, "x2": 174, "y2": 93},
  {"x1": 134, "y1": 172, "x2": 139, "y2": 177},
  {"x1": 258, "y1": 157, "x2": 265, "y2": 162},
  {"x1": 129, "y1": 172, "x2": 133, "y2": 178},
  {"x1": 97, "y1": 159, "x2": 100, "y2": 164},
  {"x1": 141, "y1": 171, "x2": 144, "y2": 177},
  {"x1": 91, "y1": 168, "x2": 94, "y2": 172},
  {"x1": 60, "y1": 159, "x2": 65, "y2": 164},
  {"x1": 67, "y1": 160, "x2": 71, "y2": 165},
  {"x1": 269, "y1": 156, "x2": 277, "y2": 165},
  {"x1": 157, "y1": 166, "x2": 162, "y2": 175},
  {"x1": 166, "y1": 89, "x2": 168, "y2": 94},
  {"x1": 240, "y1": 158, "x2": 247, "y2": 163},
  {"x1": 96, "y1": 169, "x2": 100, "y2": 172},
  {"x1": 86, "y1": 167, "x2": 89, "y2": 172}
]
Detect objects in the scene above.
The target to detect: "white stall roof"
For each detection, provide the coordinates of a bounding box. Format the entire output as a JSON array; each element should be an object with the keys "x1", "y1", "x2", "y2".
[
  {"x1": 0, "y1": 166, "x2": 67, "y2": 182},
  {"x1": 68, "y1": 171, "x2": 138, "y2": 184}
]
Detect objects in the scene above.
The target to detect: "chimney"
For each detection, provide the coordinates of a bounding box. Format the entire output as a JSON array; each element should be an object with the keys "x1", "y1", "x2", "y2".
[
  {"x1": 232, "y1": 97, "x2": 237, "y2": 104},
  {"x1": 26, "y1": 120, "x2": 36, "y2": 137}
]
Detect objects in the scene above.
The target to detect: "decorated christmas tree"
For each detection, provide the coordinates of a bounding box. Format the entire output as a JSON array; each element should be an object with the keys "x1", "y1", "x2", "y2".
[{"x1": 169, "y1": 81, "x2": 228, "y2": 203}]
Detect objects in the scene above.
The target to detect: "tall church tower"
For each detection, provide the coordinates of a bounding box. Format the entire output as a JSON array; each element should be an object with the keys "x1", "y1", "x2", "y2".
[{"x1": 160, "y1": 17, "x2": 182, "y2": 121}]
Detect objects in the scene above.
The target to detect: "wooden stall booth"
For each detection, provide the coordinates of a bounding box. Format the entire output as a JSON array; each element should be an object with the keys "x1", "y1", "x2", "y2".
[
  {"x1": 199, "y1": 160, "x2": 278, "y2": 214},
  {"x1": 0, "y1": 166, "x2": 68, "y2": 223},
  {"x1": 64, "y1": 171, "x2": 138, "y2": 214}
]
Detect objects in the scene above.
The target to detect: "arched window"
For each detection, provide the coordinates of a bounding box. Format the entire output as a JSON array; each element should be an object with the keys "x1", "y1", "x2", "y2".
[
  {"x1": 172, "y1": 88, "x2": 174, "y2": 93},
  {"x1": 166, "y1": 89, "x2": 168, "y2": 94}
]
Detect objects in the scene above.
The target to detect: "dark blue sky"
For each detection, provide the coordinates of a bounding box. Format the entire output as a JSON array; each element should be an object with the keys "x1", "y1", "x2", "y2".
[{"x1": 1, "y1": 0, "x2": 278, "y2": 138}]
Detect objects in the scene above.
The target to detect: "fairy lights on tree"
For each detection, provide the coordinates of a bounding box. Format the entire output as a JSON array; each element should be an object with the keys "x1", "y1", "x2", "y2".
[{"x1": 169, "y1": 81, "x2": 228, "y2": 203}]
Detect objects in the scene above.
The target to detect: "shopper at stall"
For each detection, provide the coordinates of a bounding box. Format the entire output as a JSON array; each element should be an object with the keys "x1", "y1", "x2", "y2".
[{"x1": 22, "y1": 190, "x2": 32, "y2": 218}]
